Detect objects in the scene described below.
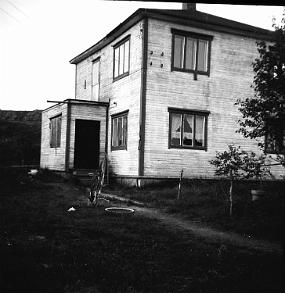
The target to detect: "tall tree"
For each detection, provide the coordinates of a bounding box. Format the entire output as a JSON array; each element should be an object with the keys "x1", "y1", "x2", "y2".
[{"x1": 235, "y1": 11, "x2": 285, "y2": 166}]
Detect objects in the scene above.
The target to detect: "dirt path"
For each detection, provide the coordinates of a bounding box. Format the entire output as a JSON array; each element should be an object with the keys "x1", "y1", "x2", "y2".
[{"x1": 101, "y1": 193, "x2": 283, "y2": 256}]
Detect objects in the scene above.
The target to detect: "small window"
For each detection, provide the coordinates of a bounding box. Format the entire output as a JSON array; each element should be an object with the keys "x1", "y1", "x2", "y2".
[
  {"x1": 111, "y1": 111, "x2": 128, "y2": 150},
  {"x1": 113, "y1": 36, "x2": 130, "y2": 80},
  {"x1": 172, "y1": 29, "x2": 212, "y2": 77},
  {"x1": 92, "y1": 58, "x2": 100, "y2": 101},
  {"x1": 169, "y1": 109, "x2": 209, "y2": 150},
  {"x1": 265, "y1": 119, "x2": 285, "y2": 154},
  {"x1": 50, "y1": 114, "x2": 62, "y2": 148}
]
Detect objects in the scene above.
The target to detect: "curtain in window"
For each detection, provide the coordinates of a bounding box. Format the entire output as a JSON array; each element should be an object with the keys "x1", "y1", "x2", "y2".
[
  {"x1": 185, "y1": 38, "x2": 197, "y2": 70},
  {"x1": 197, "y1": 40, "x2": 208, "y2": 72},
  {"x1": 171, "y1": 113, "x2": 182, "y2": 146},
  {"x1": 195, "y1": 115, "x2": 205, "y2": 147},
  {"x1": 183, "y1": 114, "x2": 193, "y2": 146}
]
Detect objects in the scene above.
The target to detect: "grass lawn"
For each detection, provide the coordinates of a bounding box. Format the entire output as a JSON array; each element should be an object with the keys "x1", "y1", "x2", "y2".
[
  {"x1": 0, "y1": 169, "x2": 283, "y2": 293},
  {"x1": 104, "y1": 179, "x2": 284, "y2": 243}
]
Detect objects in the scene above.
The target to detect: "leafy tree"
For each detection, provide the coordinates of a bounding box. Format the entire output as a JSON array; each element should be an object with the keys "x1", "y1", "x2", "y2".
[
  {"x1": 235, "y1": 11, "x2": 285, "y2": 165},
  {"x1": 210, "y1": 145, "x2": 270, "y2": 216},
  {"x1": 210, "y1": 145, "x2": 246, "y2": 216},
  {"x1": 242, "y1": 151, "x2": 270, "y2": 181}
]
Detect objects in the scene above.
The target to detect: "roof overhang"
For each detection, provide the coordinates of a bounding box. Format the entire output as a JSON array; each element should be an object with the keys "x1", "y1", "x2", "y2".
[{"x1": 69, "y1": 8, "x2": 275, "y2": 65}]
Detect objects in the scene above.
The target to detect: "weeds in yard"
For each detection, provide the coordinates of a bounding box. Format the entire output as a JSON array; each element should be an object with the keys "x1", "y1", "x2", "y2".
[
  {"x1": 104, "y1": 179, "x2": 284, "y2": 242},
  {"x1": 0, "y1": 169, "x2": 283, "y2": 292}
]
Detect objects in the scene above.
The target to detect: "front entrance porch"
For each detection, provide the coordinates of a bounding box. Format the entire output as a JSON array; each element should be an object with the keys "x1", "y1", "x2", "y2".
[{"x1": 40, "y1": 99, "x2": 109, "y2": 173}]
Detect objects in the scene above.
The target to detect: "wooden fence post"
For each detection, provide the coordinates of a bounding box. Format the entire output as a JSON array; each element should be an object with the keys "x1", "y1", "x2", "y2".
[{"x1": 177, "y1": 169, "x2": 183, "y2": 200}]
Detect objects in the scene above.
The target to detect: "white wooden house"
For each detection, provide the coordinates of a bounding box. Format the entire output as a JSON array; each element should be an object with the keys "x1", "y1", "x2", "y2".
[{"x1": 40, "y1": 5, "x2": 284, "y2": 184}]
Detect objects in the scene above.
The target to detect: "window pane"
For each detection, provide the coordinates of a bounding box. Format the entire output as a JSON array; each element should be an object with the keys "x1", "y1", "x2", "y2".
[
  {"x1": 195, "y1": 115, "x2": 205, "y2": 147},
  {"x1": 124, "y1": 40, "x2": 129, "y2": 73},
  {"x1": 119, "y1": 45, "x2": 124, "y2": 76},
  {"x1": 183, "y1": 114, "x2": 193, "y2": 146},
  {"x1": 171, "y1": 113, "x2": 182, "y2": 146},
  {"x1": 92, "y1": 61, "x2": 99, "y2": 86},
  {"x1": 92, "y1": 60, "x2": 100, "y2": 101},
  {"x1": 197, "y1": 40, "x2": 208, "y2": 72},
  {"x1": 123, "y1": 116, "x2": 127, "y2": 146},
  {"x1": 114, "y1": 47, "x2": 119, "y2": 78},
  {"x1": 173, "y1": 35, "x2": 184, "y2": 68},
  {"x1": 118, "y1": 117, "x2": 122, "y2": 146},
  {"x1": 112, "y1": 114, "x2": 128, "y2": 149},
  {"x1": 56, "y1": 116, "x2": 61, "y2": 147},
  {"x1": 112, "y1": 118, "x2": 118, "y2": 147},
  {"x1": 185, "y1": 38, "x2": 197, "y2": 70},
  {"x1": 50, "y1": 116, "x2": 61, "y2": 148},
  {"x1": 92, "y1": 84, "x2": 99, "y2": 101},
  {"x1": 50, "y1": 119, "x2": 55, "y2": 147}
]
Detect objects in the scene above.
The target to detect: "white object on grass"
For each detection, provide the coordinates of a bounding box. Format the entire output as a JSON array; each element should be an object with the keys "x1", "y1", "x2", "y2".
[
  {"x1": 28, "y1": 169, "x2": 38, "y2": 176},
  {"x1": 67, "y1": 207, "x2": 76, "y2": 212}
]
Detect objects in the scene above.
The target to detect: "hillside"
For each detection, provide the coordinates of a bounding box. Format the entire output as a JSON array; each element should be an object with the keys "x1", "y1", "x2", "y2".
[{"x1": 0, "y1": 110, "x2": 42, "y2": 166}]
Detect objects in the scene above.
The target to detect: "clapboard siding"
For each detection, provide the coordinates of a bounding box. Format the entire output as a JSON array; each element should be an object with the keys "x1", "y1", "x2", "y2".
[
  {"x1": 40, "y1": 104, "x2": 67, "y2": 171},
  {"x1": 41, "y1": 15, "x2": 284, "y2": 179},
  {"x1": 75, "y1": 20, "x2": 143, "y2": 176},
  {"x1": 144, "y1": 18, "x2": 284, "y2": 179}
]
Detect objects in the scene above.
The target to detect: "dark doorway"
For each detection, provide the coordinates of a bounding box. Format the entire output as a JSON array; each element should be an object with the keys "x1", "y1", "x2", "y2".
[{"x1": 74, "y1": 119, "x2": 100, "y2": 169}]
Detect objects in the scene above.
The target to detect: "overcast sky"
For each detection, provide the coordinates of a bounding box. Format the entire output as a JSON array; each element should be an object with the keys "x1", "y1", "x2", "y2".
[{"x1": 0, "y1": 0, "x2": 284, "y2": 111}]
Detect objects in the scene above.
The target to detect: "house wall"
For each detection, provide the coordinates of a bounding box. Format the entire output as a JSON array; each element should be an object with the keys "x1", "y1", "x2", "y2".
[
  {"x1": 40, "y1": 103, "x2": 67, "y2": 171},
  {"x1": 75, "y1": 21, "x2": 144, "y2": 176},
  {"x1": 144, "y1": 18, "x2": 284, "y2": 179}
]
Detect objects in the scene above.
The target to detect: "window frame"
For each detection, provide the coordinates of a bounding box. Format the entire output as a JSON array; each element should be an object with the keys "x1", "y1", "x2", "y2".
[
  {"x1": 111, "y1": 110, "x2": 129, "y2": 151},
  {"x1": 113, "y1": 35, "x2": 130, "y2": 81},
  {"x1": 49, "y1": 114, "x2": 62, "y2": 148},
  {"x1": 168, "y1": 108, "x2": 209, "y2": 150},
  {"x1": 171, "y1": 29, "x2": 213, "y2": 77}
]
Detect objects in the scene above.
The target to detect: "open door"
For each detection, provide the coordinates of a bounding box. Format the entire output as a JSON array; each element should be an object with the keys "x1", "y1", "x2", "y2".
[{"x1": 74, "y1": 119, "x2": 100, "y2": 169}]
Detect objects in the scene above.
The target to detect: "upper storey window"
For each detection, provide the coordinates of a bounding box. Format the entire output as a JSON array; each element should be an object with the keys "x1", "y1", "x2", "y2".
[
  {"x1": 171, "y1": 29, "x2": 213, "y2": 78},
  {"x1": 92, "y1": 58, "x2": 100, "y2": 101},
  {"x1": 113, "y1": 36, "x2": 130, "y2": 81}
]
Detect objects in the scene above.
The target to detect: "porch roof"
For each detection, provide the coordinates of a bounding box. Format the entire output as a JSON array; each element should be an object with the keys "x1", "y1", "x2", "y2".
[{"x1": 43, "y1": 99, "x2": 109, "y2": 113}]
